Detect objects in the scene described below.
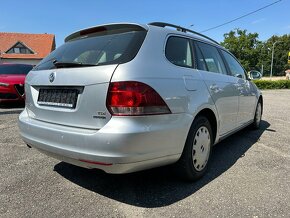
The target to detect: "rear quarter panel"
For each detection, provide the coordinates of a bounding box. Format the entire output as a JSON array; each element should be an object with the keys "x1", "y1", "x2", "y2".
[{"x1": 112, "y1": 27, "x2": 220, "y2": 146}]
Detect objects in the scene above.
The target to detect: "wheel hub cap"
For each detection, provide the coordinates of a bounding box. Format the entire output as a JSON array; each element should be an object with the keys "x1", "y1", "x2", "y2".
[
  {"x1": 256, "y1": 103, "x2": 262, "y2": 125},
  {"x1": 192, "y1": 126, "x2": 211, "y2": 171}
]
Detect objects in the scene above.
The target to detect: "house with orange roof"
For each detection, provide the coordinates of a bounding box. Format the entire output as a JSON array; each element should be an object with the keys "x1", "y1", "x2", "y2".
[{"x1": 0, "y1": 32, "x2": 55, "y2": 65}]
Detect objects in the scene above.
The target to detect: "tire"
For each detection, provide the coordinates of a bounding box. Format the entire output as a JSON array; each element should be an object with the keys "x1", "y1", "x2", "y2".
[
  {"x1": 251, "y1": 100, "x2": 262, "y2": 130},
  {"x1": 176, "y1": 116, "x2": 213, "y2": 181}
]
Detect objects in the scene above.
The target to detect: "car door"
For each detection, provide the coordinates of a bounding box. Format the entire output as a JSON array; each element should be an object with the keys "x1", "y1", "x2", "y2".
[
  {"x1": 194, "y1": 41, "x2": 239, "y2": 135},
  {"x1": 220, "y1": 50, "x2": 256, "y2": 126}
]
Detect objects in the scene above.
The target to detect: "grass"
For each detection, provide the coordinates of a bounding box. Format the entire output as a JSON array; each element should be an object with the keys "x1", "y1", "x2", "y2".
[{"x1": 253, "y1": 79, "x2": 290, "y2": 89}]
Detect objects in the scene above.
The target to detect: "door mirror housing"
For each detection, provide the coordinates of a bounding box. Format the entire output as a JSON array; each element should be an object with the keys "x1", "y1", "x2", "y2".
[
  {"x1": 235, "y1": 74, "x2": 243, "y2": 79},
  {"x1": 248, "y1": 70, "x2": 262, "y2": 80}
]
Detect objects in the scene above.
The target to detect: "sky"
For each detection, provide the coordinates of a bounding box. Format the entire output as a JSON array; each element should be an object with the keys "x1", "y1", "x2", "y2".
[{"x1": 0, "y1": 0, "x2": 289, "y2": 47}]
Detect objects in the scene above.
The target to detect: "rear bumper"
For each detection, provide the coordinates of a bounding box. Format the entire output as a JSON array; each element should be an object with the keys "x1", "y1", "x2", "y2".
[{"x1": 18, "y1": 109, "x2": 191, "y2": 173}]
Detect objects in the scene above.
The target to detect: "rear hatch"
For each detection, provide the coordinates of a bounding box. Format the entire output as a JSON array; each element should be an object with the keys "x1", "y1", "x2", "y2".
[{"x1": 25, "y1": 23, "x2": 147, "y2": 129}]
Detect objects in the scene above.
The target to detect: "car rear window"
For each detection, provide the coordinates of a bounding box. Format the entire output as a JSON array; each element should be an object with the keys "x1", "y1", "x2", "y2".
[
  {"x1": 0, "y1": 65, "x2": 33, "y2": 75},
  {"x1": 33, "y1": 26, "x2": 147, "y2": 71}
]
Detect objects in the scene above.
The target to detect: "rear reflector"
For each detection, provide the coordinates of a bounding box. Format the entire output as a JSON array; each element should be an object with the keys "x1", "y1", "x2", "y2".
[
  {"x1": 107, "y1": 81, "x2": 171, "y2": 116},
  {"x1": 79, "y1": 159, "x2": 112, "y2": 166}
]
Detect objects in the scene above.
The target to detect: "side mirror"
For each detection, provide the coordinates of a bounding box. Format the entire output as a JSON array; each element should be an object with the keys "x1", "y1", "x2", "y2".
[
  {"x1": 235, "y1": 74, "x2": 243, "y2": 79},
  {"x1": 249, "y1": 71, "x2": 262, "y2": 80}
]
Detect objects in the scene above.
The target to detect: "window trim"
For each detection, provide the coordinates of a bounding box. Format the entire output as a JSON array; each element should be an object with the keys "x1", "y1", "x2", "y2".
[
  {"x1": 5, "y1": 41, "x2": 35, "y2": 55},
  {"x1": 191, "y1": 40, "x2": 208, "y2": 71}
]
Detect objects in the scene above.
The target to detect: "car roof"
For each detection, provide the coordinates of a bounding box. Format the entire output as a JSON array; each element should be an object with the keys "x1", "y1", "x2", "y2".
[{"x1": 147, "y1": 22, "x2": 224, "y2": 49}]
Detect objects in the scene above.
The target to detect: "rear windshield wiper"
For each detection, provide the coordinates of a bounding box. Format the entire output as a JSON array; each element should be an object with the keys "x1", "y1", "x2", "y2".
[{"x1": 52, "y1": 60, "x2": 97, "y2": 68}]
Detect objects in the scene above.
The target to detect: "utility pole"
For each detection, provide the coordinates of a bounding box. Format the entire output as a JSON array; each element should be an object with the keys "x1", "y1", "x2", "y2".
[{"x1": 270, "y1": 41, "x2": 280, "y2": 78}]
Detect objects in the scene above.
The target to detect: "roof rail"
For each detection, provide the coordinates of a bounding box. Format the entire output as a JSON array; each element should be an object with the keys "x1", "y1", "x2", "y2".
[{"x1": 148, "y1": 22, "x2": 220, "y2": 45}]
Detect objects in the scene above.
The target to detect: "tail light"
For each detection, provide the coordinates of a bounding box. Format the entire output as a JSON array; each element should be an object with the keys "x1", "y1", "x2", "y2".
[{"x1": 106, "y1": 81, "x2": 171, "y2": 116}]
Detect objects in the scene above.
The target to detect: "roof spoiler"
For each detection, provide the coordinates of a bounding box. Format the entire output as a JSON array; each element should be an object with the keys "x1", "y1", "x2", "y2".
[{"x1": 65, "y1": 23, "x2": 147, "y2": 42}]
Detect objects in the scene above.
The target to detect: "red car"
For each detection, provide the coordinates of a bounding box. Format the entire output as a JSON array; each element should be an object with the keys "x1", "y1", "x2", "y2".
[{"x1": 0, "y1": 63, "x2": 33, "y2": 104}]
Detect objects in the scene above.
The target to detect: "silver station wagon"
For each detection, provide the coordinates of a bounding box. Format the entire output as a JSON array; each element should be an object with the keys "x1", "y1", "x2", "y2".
[{"x1": 18, "y1": 22, "x2": 263, "y2": 181}]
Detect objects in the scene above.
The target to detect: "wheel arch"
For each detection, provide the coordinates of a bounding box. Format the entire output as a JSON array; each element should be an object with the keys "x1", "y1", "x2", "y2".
[{"x1": 194, "y1": 108, "x2": 218, "y2": 145}]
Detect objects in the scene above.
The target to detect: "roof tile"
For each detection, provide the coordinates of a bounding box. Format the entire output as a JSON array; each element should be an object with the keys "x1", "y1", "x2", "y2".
[{"x1": 0, "y1": 32, "x2": 55, "y2": 59}]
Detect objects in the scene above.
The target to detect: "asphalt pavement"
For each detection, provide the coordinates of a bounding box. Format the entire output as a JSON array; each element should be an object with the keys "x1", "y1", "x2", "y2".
[{"x1": 0, "y1": 90, "x2": 289, "y2": 218}]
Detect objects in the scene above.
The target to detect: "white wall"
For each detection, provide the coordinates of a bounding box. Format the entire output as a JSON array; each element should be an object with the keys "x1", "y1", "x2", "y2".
[{"x1": 0, "y1": 58, "x2": 41, "y2": 65}]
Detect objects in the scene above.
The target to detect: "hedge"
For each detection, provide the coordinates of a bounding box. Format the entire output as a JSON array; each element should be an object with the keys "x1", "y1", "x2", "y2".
[{"x1": 253, "y1": 80, "x2": 290, "y2": 89}]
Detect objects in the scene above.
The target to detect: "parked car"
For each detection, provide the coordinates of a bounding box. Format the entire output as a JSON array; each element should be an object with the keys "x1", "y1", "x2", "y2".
[
  {"x1": 18, "y1": 22, "x2": 263, "y2": 181},
  {"x1": 0, "y1": 63, "x2": 33, "y2": 104},
  {"x1": 248, "y1": 70, "x2": 262, "y2": 80}
]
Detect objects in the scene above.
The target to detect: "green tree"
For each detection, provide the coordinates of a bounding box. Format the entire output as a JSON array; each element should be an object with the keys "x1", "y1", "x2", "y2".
[
  {"x1": 263, "y1": 34, "x2": 290, "y2": 76},
  {"x1": 221, "y1": 29, "x2": 262, "y2": 71},
  {"x1": 221, "y1": 29, "x2": 290, "y2": 76}
]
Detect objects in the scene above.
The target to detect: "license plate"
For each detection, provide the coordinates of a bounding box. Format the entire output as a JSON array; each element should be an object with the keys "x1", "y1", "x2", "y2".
[{"x1": 37, "y1": 88, "x2": 79, "y2": 108}]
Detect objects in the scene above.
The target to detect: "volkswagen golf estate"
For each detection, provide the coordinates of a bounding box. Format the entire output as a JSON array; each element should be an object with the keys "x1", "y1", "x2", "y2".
[{"x1": 18, "y1": 22, "x2": 263, "y2": 181}]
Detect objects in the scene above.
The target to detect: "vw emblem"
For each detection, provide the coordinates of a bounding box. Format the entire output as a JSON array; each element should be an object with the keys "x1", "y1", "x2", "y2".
[{"x1": 49, "y1": 72, "x2": 56, "y2": 83}]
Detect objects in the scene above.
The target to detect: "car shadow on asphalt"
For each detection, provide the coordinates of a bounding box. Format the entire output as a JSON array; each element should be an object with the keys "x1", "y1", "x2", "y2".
[
  {"x1": 0, "y1": 109, "x2": 24, "y2": 115},
  {"x1": 0, "y1": 102, "x2": 24, "y2": 115},
  {"x1": 54, "y1": 120, "x2": 270, "y2": 208}
]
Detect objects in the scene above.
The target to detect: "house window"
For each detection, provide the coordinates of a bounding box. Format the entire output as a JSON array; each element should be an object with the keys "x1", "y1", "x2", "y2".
[{"x1": 6, "y1": 42, "x2": 34, "y2": 54}]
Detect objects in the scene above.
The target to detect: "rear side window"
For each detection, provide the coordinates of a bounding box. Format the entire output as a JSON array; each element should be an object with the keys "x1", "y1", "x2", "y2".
[
  {"x1": 165, "y1": 37, "x2": 193, "y2": 68},
  {"x1": 0, "y1": 64, "x2": 33, "y2": 75},
  {"x1": 195, "y1": 42, "x2": 227, "y2": 74},
  {"x1": 33, "y1": 26, "x2": 146, "y2": 71},
  {"x1": 221, "y1": 50, "x2": 246, "y2": 79}
]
